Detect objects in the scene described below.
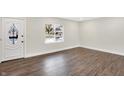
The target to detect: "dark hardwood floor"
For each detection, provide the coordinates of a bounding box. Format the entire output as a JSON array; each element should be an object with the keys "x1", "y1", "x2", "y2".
[{"x1": 1, "y1": 47, "x2": 124, "y2": 76}]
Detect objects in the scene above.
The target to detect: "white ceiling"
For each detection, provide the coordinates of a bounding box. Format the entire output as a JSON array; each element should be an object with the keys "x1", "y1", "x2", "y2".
[{"x1": 60, "y1": 17, "x2": 100, "y2": 22}]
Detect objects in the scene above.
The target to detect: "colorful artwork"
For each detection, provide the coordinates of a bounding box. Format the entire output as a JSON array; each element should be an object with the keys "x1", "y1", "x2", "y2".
[{"x1": 8, "y1": 24, "x2": 19, "y2": 44}]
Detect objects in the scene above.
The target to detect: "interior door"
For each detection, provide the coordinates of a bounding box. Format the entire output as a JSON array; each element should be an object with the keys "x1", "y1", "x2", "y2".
[{"x1": 3, "y1": 18, "x2": 24, "y2": 61}]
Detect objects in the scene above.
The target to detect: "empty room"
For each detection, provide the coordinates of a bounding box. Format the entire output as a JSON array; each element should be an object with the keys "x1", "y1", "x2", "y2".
[
  {"x1": 2, "y1": 0, "x2": 124, "y2": 93},
  {"x1": 0, "y1": 17, "x2": 124, "y2": 76}
]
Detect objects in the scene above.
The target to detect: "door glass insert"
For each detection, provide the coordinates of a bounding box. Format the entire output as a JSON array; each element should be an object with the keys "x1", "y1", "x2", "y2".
[{"x1": 8, "y1": 24, "x2": 19, "y2": 45}]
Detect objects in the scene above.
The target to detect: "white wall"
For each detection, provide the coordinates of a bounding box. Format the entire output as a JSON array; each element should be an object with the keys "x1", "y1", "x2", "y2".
[
  {"x1": 26, "y1": 17, "x2": 79, "y2": 57},
  {"x1": 0, "y1": 18, "x2": 2, "y2": 62},
  {"x1": 2, "y1": 17, "x2": 124, "y2": 60},
  {"x1": 79, "y1": 17, "x2": 124, "y2": 55}
]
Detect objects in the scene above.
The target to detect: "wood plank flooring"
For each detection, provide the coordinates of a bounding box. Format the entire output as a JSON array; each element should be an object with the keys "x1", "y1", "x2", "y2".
[{"x1": 1, "y1": 47, "x2": 124, "y2": 76}]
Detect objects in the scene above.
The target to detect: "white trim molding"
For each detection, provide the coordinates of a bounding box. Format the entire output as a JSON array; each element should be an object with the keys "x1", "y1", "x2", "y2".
[
  {"x1": 80, "y1": 45, "x2": 124, "y2": 56},
  {"x1": 25, "y1": 45, "x2": 80, "y2": 58}
]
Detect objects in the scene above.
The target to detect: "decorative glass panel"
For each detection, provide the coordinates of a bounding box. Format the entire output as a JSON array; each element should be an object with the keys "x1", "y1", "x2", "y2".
[{"x1": 8, "y1": 24, "x2": 19, "y2": 45}]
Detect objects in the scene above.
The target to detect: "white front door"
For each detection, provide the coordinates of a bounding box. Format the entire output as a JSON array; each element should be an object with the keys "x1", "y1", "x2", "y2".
[{"x1": 2, "y1": 18, "x2": 24, "y2": 61}]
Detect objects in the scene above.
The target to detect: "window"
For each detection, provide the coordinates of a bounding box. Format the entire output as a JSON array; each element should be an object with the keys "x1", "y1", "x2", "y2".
[{"x1": 45, "y1": 24, "x2": 64, "y2": 44}]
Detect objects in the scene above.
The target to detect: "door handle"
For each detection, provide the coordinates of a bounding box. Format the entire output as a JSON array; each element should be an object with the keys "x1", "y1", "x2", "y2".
[
  {"x1": 21, "y1": 41, "x2": 24, "y2": 43},
  {"x1": 21, "y1": 35, "x2": 24, "y2": 37}
]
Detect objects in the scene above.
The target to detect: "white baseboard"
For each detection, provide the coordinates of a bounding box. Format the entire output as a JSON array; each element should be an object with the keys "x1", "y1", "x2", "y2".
[
  {"x1": 25, "y1": 45, "x2": 80, "y2": 58},
  {"x1": 2, "y1": 44, "x2": 124, "y2": 61},
  {"x1": 80, "y1": 45, "x2": 124, "y2": 56}
]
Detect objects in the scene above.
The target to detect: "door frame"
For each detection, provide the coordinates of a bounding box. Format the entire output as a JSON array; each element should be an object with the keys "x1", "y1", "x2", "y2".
[{"x1": 1, "y1": 17, "x2": 26, "y2": 62}]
